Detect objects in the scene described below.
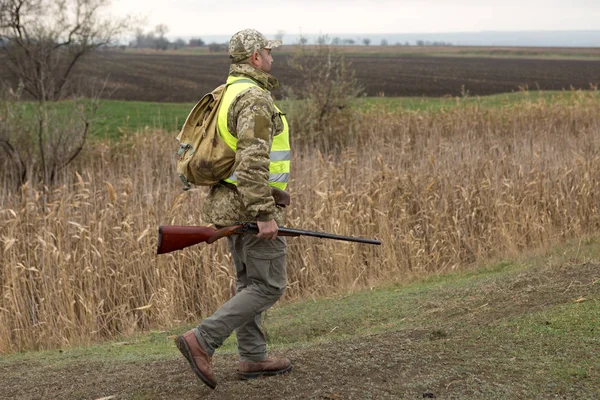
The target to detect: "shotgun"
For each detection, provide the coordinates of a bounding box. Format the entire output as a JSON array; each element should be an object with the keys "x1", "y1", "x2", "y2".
[{"x1": 157, "y1": 223, "x2": 381, "y2": 254}]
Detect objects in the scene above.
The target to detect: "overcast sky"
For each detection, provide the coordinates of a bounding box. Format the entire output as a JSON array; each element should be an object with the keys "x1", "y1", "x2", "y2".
[{"x1": 109, "y1": 0, "x2": 600, "y2": 38}]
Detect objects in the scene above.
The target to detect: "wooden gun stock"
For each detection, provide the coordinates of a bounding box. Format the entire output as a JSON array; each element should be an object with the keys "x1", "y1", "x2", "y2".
[
  {"x1": 157, "y1": 225, "x2": 241, "y2": 254},
  {"x1": 157, "y1": 223, "x2": 381, "y2": 254}
]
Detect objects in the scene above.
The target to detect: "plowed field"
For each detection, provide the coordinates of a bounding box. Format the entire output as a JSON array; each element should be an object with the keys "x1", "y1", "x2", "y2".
[{"x1": 68, "y1": 50, "x2": 600, "y2": 102}]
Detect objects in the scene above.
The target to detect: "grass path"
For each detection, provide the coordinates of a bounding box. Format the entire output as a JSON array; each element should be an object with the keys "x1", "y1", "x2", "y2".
[{"x1": 1, "y1": 238, "x2": 598, "y2": 399}]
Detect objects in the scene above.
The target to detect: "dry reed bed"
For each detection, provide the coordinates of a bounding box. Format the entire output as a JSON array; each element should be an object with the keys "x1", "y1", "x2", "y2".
[{"x1": 1, "y1": 92, "x2": 599, "y2": 353}]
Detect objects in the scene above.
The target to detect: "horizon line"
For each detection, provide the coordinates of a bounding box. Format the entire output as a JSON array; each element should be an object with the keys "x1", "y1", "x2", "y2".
[{"x1": 171, "y1": 29, "x2": 600, "y2": 38}]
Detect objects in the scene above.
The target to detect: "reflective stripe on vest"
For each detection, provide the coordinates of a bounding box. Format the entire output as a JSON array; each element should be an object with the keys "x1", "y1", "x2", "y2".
[{"x1": 217, "y1": 75, "x2": 291, "y2": 190}]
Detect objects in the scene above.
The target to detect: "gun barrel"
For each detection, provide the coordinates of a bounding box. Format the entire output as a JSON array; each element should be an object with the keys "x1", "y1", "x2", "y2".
[
  {"x1": 242, "y1": 223, "x2": 381, "y2": 245},
  {"x1": 278, "y1": 227, "x2": 382, "y2": 245}
]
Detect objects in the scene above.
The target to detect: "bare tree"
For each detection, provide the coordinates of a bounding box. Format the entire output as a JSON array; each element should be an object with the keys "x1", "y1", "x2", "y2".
[
  {"x1": 316, "y1": 34, "x2": 330, "y2": 46},
  {"x1": 284, "y1": 45, "x2": 363, "y2": 152},
  {"x1": 188, "y1": 37, "x2": 205, "y2": 47},
  {"x1": 154, "y1": 23, "x2": 169, "y2": 50},
  {"x1": 0, "y1": 0, "x2": 132, "y2": 101},
  {"x1": 173, "y1": 38, "x2": 185, "y2": 50},
  {"x1": 275, "y1": 29, "x2": 285, "y2": 42},
  {"x1": 0, "y1": 0, "x2": 132, "y2": 188},
  {"x1": 0, "y1": 78, "x2": 110, "y2": 187},
  {"x1": 208, "y1": 42, "x2": 225, "y2": 52}
]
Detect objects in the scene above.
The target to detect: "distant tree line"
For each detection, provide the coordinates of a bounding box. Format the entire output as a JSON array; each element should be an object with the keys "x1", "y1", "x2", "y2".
[
  {"x1": 416, "y1": 40, "x2": 453, "y2": 47},
  {"x1": 308, "y1": 35, "x2": 453, "y2": 47},
  {"x1": 127, "y1": 28, "x2": 455, "y2": 50},
  {"x1": 129, "y1": 26, "x2": 227, "y2": 52}
]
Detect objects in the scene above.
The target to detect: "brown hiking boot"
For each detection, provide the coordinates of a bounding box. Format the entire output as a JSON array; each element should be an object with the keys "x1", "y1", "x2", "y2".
[
  {"x1": 237, "y1": 356, "x2": 292, "y2": 380},
  {"x1": 175, "y1": 330, "x2": 217, "y2": 389}
]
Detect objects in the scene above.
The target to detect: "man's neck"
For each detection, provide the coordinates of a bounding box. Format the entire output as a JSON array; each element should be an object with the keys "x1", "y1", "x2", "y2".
[{"x1": 229, "y1": 63, "x2": 279, "y2": 91}]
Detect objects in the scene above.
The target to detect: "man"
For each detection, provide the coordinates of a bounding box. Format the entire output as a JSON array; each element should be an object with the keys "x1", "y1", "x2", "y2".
[{"x1": 174, "y1": 29, "x2": 291, "y2": 389}]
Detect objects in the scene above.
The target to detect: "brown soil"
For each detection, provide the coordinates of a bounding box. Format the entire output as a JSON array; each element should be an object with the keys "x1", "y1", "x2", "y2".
[
  {"x1": 3, "y1": 50, "x2": 596, "y2": 102},
  {"x1": 1, "y1": 261, "x2": 598, "y2": 400}
]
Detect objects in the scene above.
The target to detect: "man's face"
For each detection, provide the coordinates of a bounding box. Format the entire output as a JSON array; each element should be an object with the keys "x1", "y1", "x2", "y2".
[{"x1": 255, "y1": 48, "x2": 273, "y2": 73}]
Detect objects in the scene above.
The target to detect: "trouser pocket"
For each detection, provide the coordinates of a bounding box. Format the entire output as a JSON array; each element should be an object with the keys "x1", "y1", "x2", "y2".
[{"x1": 245, "y1": 237, "x2": 287, "y2": 293}]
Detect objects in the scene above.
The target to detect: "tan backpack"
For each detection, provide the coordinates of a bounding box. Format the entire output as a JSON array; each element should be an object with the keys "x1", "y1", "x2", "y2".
[{"x1": 176, "y1": 84, "x2": 236, "y2": 189}]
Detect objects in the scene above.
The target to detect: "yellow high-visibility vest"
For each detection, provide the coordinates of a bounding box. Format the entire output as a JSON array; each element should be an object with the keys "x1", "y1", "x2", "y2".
[{"x1": 217, "y1": 75, "x2": 290, "y2": 190}]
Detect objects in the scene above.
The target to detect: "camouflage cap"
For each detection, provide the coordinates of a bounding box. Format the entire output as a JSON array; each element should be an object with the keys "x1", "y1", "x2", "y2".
[{"x1": 229, "y1": 29, "x2": 282, "y2": 63}]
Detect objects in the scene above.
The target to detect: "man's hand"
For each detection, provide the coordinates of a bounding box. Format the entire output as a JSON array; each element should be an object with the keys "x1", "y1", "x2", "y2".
[{"x1": 256, "y1": 219, "x2": 278, "y2": 240}]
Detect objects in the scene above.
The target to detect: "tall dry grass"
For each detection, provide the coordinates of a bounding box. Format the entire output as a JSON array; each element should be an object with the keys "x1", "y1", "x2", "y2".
[{"x1": 1, "y1": 91, "x2": 599, "y2": 353}]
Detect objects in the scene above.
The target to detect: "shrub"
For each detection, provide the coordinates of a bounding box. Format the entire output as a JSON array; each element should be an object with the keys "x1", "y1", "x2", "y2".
[{"x1": 283, "y1": 45, "x2": 363, "y2": 153}]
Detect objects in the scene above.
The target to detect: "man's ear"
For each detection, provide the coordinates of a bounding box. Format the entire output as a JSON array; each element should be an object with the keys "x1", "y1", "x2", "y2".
[{"x1": 249, "y1": 51, "x2": 260, "y2": 67}]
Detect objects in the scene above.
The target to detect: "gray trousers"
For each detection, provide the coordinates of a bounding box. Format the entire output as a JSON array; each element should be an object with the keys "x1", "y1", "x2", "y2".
[{"x1": 194, "y1": 234, "x2": 287, "y2": 362}]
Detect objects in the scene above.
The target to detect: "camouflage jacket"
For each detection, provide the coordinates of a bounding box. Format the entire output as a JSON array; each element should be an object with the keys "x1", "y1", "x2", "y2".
[{"x1": 202, "y1": 63, "x2": 287, "y2": 226}]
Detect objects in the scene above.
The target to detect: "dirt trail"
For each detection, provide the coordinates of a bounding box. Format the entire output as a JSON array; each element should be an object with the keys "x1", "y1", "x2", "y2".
[{"x1": 1, "y1": 262, "x2": 598, "y2": 400}]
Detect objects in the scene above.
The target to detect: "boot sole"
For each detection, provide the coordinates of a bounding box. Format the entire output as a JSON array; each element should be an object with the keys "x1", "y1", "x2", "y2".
[
  {"x1": 175, "y1": 336, "x2": 217, "y2": 389},
  {"x1": 237, "y1": 364, "x2": 293, "y2": 380}
]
